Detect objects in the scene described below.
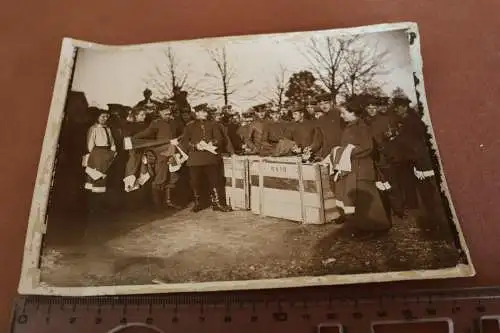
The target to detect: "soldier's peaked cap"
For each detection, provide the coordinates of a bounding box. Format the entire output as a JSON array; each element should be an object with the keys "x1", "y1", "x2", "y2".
[
  {"x1": 392, "y1": 96, "x2": 411, "y2": 106},
  {"x1": 193, "y1": 103, "x2": 209, "y2": 112},
  {"x1": 316, "y1": 93, "x2": 332, "y2": 102},
  {"x1": 253, "y1": 103, "x2": 268, "y2": 112},
  {"x1": 158, "y1": 100, "x2": 176, "y2": 111}
]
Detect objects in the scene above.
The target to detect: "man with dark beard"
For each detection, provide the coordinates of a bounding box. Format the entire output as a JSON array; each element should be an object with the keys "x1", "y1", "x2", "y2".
[{"x1": 181, "y1": 103, "x2": 232, "y2": 213}]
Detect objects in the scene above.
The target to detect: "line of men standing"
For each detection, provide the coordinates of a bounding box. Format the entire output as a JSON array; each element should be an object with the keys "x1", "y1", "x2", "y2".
[{"x1": 83, "y1": 87, "x2": 444, "y2": 231}]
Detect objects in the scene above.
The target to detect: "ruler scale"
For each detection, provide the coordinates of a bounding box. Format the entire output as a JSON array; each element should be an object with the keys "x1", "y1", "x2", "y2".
[{"x1": 10, "y1": 287, "x2": 500, "y2": 332}]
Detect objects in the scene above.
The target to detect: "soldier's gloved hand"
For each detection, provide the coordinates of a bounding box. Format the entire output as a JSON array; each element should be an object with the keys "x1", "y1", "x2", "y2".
[
  {"x1": 196, "y1": 142, "x2": 204, "y2": 151},
  {"x1": 170, "y1": 138, "x2": 179, "y2": 146}
]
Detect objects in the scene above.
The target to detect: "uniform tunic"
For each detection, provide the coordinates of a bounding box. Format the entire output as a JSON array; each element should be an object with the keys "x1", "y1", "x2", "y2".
[
  {"x1": 215, "y1": 121, "x2": 235, "y2": 155},
  {"x1": 121, "y1": 120, "x2": 149, "y2": 137},
  {"x1": 315, "y1": 109, "x2": 342, "y2": 158},
  {"x1": 333, "y1": 119, "x2": 391, "y2": 231},
  {"x1": 133, "y1": 118, "x2": 184, "y2": 142},
  {"x1": 394, "y1": 109, "x2": 444, "y2": 223},
  {"x1": 259, "y1": 120, "x2": 287, "y2": 156},
  {"x1": 244, "y1": 118, "x2": 268, "y2": 153},
  {"x1": 181, "y1": 120, "x2": 225, "y2": 166},
  {"x1": 130, "y1": 118, "x2": 184, "y2": 189},
  {"x1": 227, "y1": 122, "x2": 244, "y2": 153},
  {"x1": 366, "y1": 113, "x2": 405, "y2": 216},
  {"x1": 284, "y1": 119, "x2": 322, "y2": 153},
  {"x1": 181, "y1": 119, "x2": 226, "y2": 192}
]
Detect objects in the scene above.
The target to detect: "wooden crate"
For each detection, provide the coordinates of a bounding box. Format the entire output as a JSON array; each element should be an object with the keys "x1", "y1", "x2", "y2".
[
  {"x1": 223, "y1": 155, "x2": 250, "y2": 210},
  {"x1": 249, "y1": 157, "x2": 339, "y2": 224}
]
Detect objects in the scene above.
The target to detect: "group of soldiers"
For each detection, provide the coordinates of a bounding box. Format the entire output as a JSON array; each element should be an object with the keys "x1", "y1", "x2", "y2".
[{"x1": 83, "y1": 87, "x2": 443, "y2": 229}]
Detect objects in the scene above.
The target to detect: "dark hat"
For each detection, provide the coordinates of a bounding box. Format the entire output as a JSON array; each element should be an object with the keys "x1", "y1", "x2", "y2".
[
  {"x1": 143, "y1": 88, "x2": 152, "y2": 95},
  {"x1": 193, "y1": 103, "x2": 209, "y2": 112},
  {"x1": 344, "y1": 95, "x2": 366, "y2": 114},
  {"x1": 364, "y1": 95, "x2": 381, "y2": 106},
  {"x1": 379, "y1": 96, "x2": 390, "y2": 105},
  {"x1": 316, "y1": 93, "x2": 332, "y2": 103},
  {"x1": 253, "y1": 103, "x2": 268, "y2": 113},
  {"x1": 208, "y1": 106, "x2": 220, "y2": 114},
  {"x1": 392, "y1": 96, "x2": 411, "y2": 106},
  {"x1": 158, "y1": 100, "x2": 176, "y2": 111},
  {"x1": 97, "y1": 109, "x2": 111, "y2": 115},
  {"x1": 314, "y1": 105, "x2": 324, "y2": 113},
  {"x1": 291, "y1": 105, "x2": 305, "y2": 113}
]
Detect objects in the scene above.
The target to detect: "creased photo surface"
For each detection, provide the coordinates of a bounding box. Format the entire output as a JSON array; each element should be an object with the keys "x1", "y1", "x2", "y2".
[{"x1": 19, "y1": 22, "x2": 474, "y2": 296}]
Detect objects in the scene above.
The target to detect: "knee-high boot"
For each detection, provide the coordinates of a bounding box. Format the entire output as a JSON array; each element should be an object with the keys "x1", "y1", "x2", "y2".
[
  {"x1": 165, "y1": 187, "x2": 182, "y2": 209},
  {"x1": 191, "y1": 190, "x2": 203, "y2": 213},
  {"x1": 211, "y1": 188, "x2": 232, "y2": 212}
]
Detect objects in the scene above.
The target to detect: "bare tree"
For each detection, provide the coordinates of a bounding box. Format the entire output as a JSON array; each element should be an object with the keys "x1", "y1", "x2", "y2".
[
  {"x1": 342, "y1": 41, "x2": 390, "y2": 98},
  {"x1": 199, "y1": 46, "x2": 253, "y2": 106},
  {"x1": 143, "y1": 46, "x2": 198, "y2": 100},
  {"x1": 270, "y1": 64, "x2": 288, "y2": 107},
  {"x1": 301, "y1": 36, "x2": 357, "y2": 105}
]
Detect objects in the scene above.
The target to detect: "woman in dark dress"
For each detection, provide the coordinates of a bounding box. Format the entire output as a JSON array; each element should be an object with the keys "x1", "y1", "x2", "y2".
[{"x1": 332, "y1": 106, "x2": 392, "y2": 238}]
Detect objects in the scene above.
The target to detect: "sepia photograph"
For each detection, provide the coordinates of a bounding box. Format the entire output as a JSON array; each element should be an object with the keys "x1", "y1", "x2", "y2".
[{"x1": 19, "y1": 22, "x2": 474, "y2": 296}]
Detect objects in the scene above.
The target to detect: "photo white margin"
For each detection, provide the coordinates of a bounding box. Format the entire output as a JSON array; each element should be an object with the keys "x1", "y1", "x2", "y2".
[{"x1": 18, "y1": 21, "x2": 476, "y2": 297}]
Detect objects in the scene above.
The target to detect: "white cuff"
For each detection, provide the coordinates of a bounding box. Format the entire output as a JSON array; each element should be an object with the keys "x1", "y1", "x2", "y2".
[
  {"x1": 124, "y1": 137, "x2": 133, "y2": 150},
  {"x1": 82, "y1": 154, "x2": 89, "y2": 167}
]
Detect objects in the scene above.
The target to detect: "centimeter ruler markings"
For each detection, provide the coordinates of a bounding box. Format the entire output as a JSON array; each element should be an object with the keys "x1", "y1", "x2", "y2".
[{"x1": 10, "y1": 288, "x2": 500, "y2": 333}]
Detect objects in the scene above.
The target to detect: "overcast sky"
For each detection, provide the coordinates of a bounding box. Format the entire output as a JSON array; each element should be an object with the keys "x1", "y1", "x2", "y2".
[{"x1": 72, "y1": 28, "x2": 417, "y2": 111}]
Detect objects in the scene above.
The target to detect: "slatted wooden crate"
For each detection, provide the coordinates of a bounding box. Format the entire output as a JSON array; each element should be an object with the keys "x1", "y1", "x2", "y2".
[
  {"x1": 223, "y1": 155, "x2": 250, "y2": 210},
  {"x1": 249, "y1": 156, "x2": 339, "y2": 224}
]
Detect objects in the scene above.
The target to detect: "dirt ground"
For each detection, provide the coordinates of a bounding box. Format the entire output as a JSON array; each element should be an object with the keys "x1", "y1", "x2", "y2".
[{"x1": 39, "y1": 200, "x2": 464, "y2": 287}]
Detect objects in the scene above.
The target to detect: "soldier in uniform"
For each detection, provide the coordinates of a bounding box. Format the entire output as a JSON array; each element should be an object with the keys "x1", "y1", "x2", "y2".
[
  {"x1": 363, "y1": 96, "x2": 406, "y2": 219},
  {"x1": 284, "y1": 106, "x2": 322, "y2": 160},
  {"x1": 210, "y1": 106, "x2": 235, "y2": 208},
  {"x1": 181, "y1": 103, "x2": 232, "y2": 213},
  {"x1": 392, "y1": 97, "x2": 446, "y2": 230},
  {"x1": 305, "y1": 100, "x2": 316, "y2": 120},
  {"x1": 226, "y1": 112, "x2": 244, "y2": 154},
  {"x1": 259, "y1": 106, "x2": 288, "y2": 156},
  {"x1": 242, "y1": 104, "x2": 268, "y2": 154},
  {"x1": 130, "y1": 101, "x2": 184, "y2": 210},
  {"x1": 315, "y1": 93, "x2": 343, "y2": 159}
]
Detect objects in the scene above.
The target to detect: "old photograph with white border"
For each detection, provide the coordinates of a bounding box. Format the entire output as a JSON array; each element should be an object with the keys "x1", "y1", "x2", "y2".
[{"x1": 19, "y1": 22, "x2": 474, "y2": 296}]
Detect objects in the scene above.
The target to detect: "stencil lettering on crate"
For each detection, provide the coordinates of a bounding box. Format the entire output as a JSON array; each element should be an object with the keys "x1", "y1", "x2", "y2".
[{"x1": 250, "y1": 162, "x2": 319, "y2": 193}]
